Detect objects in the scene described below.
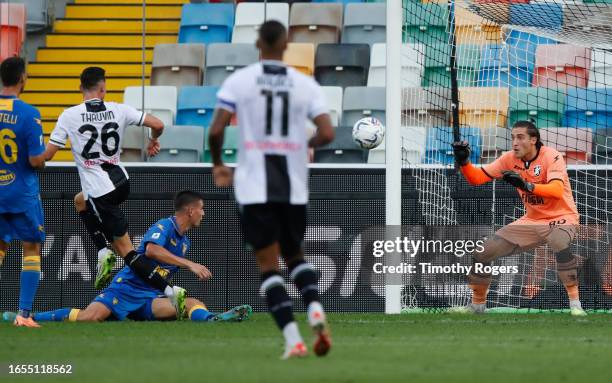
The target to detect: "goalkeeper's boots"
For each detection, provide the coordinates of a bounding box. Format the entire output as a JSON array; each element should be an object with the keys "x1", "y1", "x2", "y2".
[
  {"x1": 447, "y1": 303, "x2": 486, "y2": 314},
  {"x1": 309, "y1": 307, "x2": 332, "y2": 357},
  {"x1": 570, "y1": 301, "x2": 587, "y2": 317},
  {"x1": 281, "y1": 342, "x2": 308, "y2": 360},
  {"x1": 169, "y1": 286, "x2": 187, "y2": 320},
  {"x1": 214, "y1": 304, "x2": 253, "y2": 322},
  {"x1": 2, "y1": 311, "x2": 16, "y2": 322},
  {"x1": 14, "y1": 314, "x2": 41, "y2": 328},
  {"x1": 94, "y1": 248, "x2": 116, "y2": 289}
]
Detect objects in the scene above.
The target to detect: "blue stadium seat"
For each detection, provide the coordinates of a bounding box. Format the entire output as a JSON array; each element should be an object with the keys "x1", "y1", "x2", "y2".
[
  {"x1": 477, "y1": 43, "x2": 536, "y2": 88},
  {"x1": 508, "y1": 3, "x2": 562, "y2": 32},
  {"x1": 505, "y1": 30, "x2": 557, "y2": 47},
  {"x1": 178, "y1": 3, "x2": 234, "y2": 44},
  {"x1": 176, "y1": 86, "x2": 219, "y2": 129},
  {"x1": 425, "y1": 127, "x2": 481, "y2": 165},
  {"x1": 563, "y1": 88, "x2": 612, "y2": 130}
]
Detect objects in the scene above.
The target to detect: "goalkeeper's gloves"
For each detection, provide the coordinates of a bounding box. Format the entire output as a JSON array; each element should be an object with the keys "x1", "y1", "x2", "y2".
[
  {"x1": 452, "y1": 141, "x2": 471, "y2": 166},
  {"x1": 501, "y1": 171, "x2": 535, "y2": 193}
]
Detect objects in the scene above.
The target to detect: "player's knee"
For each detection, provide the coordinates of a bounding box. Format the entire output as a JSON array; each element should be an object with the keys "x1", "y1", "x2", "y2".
[
  {"x1": 185, "y1": 298, "x2": 203, "y2": 308},
  {"x1": 555, "y1": 248, "x2": 576, "y2": 271}
]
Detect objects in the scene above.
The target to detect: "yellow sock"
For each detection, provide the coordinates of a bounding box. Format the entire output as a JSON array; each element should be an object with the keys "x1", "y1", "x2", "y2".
[
  {"x1": 68, "y1": 309, "x2": 81, "y2": 322},
  {"x1": 0, "y1": 250, "x2": 5, "y2": 266}
]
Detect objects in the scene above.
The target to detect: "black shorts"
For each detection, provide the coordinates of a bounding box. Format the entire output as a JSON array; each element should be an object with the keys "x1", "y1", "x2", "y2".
[
  {"x1": 239, "y1": 203, "x2": 307, "y2": 257},
  {"x1": 87, "y1": 181, "x2": 130, "y2": 241}
]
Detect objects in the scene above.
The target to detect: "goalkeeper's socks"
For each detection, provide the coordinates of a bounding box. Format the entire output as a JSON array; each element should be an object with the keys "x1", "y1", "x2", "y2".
[
  {"x1": 78, "y1": 210, "x2": 108, "y2": 252},
  {"x1": 261, "y1": 271, "x2": 295, "y2": 331},
  {"x1": 565, "y1": 283, "x2": 580, "y2": 301},
  {"x1": 33, "y1": 308, "x2": 73, "y2": 322},
  {"x1": 0, "y1": 249, "x2": 5, "y2": 266},
  {"x1": 289, "y1": 259, "x2": 320, "y2": 306},
  {"x1": 19, "y1": 255, "x2": 41, "y2": 316},
  {"x1": 189, "y1": 305, "x2": 215, "y2": 322},
  {"x1": 469, "y1": 284, "x2": 488, "y2": 305},
  {"x1": 123, "y1": 251, "x2": 170, "y2": 292}
]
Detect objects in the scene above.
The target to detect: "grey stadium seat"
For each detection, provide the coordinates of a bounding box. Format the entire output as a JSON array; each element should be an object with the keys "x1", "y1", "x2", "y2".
[
  {"x1": 289, "y1": 3, "x2": 343, "y2": 46},
  {"x1": 148, "y1": 125, "x2": 204, "y2": 163},
  {"x1": 315, "y1": 44, "x2": 370, "y2": 88},
  {"x1": 314, "y1": 126, "x2": 367, "y2": 164},
  {"x1": 151, "y1": 44, "x2": 206, "y2": 88},
  {"x1": 121, "y1": 126, "x2": 145, "y2": 162},
  {"x1": 402, "y1": 87, "x2": 451, "y2": 128},
  {"x1": 341, "y1": 86, "x2": 386, "y2": 128},
  {"x1": 205, "y1": 43, "x2": 259, "y2": 86},
  {"x1": 341, "y1": 3, "x2": 386, "y2": 47}
]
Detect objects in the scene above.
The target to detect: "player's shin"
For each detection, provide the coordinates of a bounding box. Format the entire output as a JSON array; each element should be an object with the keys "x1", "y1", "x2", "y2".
[
  {"x1": 0, "y1": 249, "x2": 5, "y2": 267},
  {"x1": 261, "y1": 271, "x2": 303, "y2": 347},
  {"x1": 188, "y1": 305, "x2": 215, "y2": 322},
  {"x1": 19, "y1": 252, "x2": 41, "y2": 318},
  {"x1": 468, "y1": 263, "x2": 492, "y2": 307},
  {"x1": 78, "y1": 209, "x2": 108, "y2": 252},
  {"x1": 555, "y1": 249, "x2": 581, "y2": 308},
  {"x1": 32, "y1": 308, "x2": 79, "y2": 322},
  {"x1": 288, "y1": 259, "x2": 324, "y2": 325}
]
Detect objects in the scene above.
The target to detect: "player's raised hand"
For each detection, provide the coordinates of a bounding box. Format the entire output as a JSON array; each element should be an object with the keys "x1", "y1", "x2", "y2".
[
  {"x1": 147, "y1": 138, "x2": 161, "y2": 157},
  {"x1": 213, "y1": 165, "x2": 233, "y2": 187},
  {"x1": 501, "y1": 171, "x2": 534, "y2": 193},
  {"x1": 188, "y1": 262, "x2": 212, "y2": 280},
  {"x1": 452, "y1": 141, "x2": 471, "y2": 166}
]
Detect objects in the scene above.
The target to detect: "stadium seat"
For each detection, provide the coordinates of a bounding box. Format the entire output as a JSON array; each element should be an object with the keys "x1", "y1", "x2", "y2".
[
  {"x1": 422, "y1": 43, "x2": 481, "y2": 88},
  {"x1": 563, "y1": 88, "x2": 612, "y2": 130},
  {"x1": 504, "y1": 29, "x2": 557, "y2": 47},
  {"x1": 508, "y1": 88, "x2": 565, "y2": 128},
  {"x1": 176, "y1": 86, "x2": 219, "y2": 129},
  {"x1": 454, "y1": 5, "x2": 503, "y2": 45},
  {"x1": 232, "y1": 2, "x2": 289, "y2": 43},
  {"x1": 178, "y1": 3, "x2": 234, "y2": 44},
  {"x1": 367, "y1": 43, "x2": 424, "y2": 87},
  {"x1": 508, "y1": 3, "x2": 562, "y2": 31},
  {"x1": 288, "y1": 3, "x2": 343, "y2": 46},
  {"x1": 0, "y1": 3, "x2": 26, "y2": 61},
  {"x1": 203, "y1": 126, "x2": 239, "y2": 163},
  {"x1": 402, "y1": 87, "x2": 451, "y2": 128},
  {"x1": 480, "y1": 126, "x2": 511, "y2": 163},
  {"x1": 205, "y1": 43, "x2": 259, "y2": 86},
  {"x1": 321, "y1": 86, "x2": 343, "y2": 127},
  {"x1": 563, "y1": 4, "x2": 612, "y2": 47},
  {"x1": 315, "y1": 43, "x2": 370, "y2": 88},
  {"x1": 533, "y1": 44, "x2": 591, "y2": 88},
  {"x1": 148, "y1": 125, "x2": 204, "y2": 163},
  {"x1": 21, "y1": 0, "x2": 49, "y2": 32},
  {"x1": 477, "y1": 43, "x2": 536, "y2": 88},
  {"x1": 151, "y1": 44, "x2": 206, "y2": 88},
  {"x1": 592, "y1": 128, "x2": 612, "y2": 164},
  {"x1": 341, "y1": 86, "x2": 385, "y2": 128},
  {"x1": 121, "y1": 126, "x2": 145, "y2": 162},
  {"x1": 458, "y1": 87, "x2": 509, "y2": 130},
  {"x1": 312, "y1": 0, "x2": 364, "y2": 3},
  {"x1": 123, "y1": 86, "x2": 178, "y2": 128},
  {"x1": 341, "y1": 3, "x2": 386, "y2": 47},
  {"x1": 588, "y1": 49, "x2": 612, "y2": 88},
  {"x1": 540, "y1": 127, "x2": 592, "y2": 164},
  {"x1": 283, "y1": 43, "x2": 315, "y2": 76},
  {"x1": 314, "y1": 126, "x2": 367, "y2": 163},
  {"x1": 401, "y1": 126, "x2": 427, "y2": 165},
  {"x1": 403, "y1": 3, "x2": 448, "y2": 44},
  {"x1": 426, "y1": 126, "x2": 481, "y2": 165}
]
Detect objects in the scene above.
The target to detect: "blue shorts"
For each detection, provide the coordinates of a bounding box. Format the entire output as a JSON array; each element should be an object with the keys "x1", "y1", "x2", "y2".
[
  {"x1": 94, "y1": 284, "x2": 162, "y2": 321},
  {"x1": 0, "y1": 199, "x2": 45, "y2": 243}
]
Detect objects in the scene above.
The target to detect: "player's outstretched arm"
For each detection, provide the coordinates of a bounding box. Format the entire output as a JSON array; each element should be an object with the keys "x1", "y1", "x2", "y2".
[
  {"x1": 42, "y1": 143, "x2": 60, "y2": 162},
  {"x1": 309, "y1": 113, "x2": 335, "y2": 148},
  {"x1": 29, "y1": 152, "x2": 46, "y2": 170},
  {"x1": 142, "y1": 114, "x2": 164, "y2": 157},
  {"x1": 209, "y1": 108, "x2": 233, "y2": 187},
  {"x1": 452, "y1": 141, "x2": 492, "y2": 186},
  {"x1": 145, "y1": 243, "x2": 212, "y2": 280}
]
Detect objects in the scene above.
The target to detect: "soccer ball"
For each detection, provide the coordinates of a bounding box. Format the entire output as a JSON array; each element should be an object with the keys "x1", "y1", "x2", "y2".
[{"x1": 352, "y1": 117, "x2": 385, "y2": 149}]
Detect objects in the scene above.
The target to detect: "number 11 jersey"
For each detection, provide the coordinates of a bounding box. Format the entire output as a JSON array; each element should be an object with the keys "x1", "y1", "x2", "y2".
[{"x1": 50, "y1": 98, "x2": 145, "y2": 199}]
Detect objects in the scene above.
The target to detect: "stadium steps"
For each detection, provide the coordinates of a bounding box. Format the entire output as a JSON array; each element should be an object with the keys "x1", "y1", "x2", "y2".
[{"x1": 21, "y1": 0, "x2": 182, "y2": 161}]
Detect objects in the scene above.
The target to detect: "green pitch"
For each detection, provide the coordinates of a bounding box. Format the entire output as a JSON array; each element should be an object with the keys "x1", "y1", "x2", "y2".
[{"x1": 1, "y1": 313, "x2": 611, "y2": 383}]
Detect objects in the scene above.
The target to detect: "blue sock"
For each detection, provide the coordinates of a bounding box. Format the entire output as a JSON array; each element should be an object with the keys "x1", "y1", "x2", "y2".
[
  {"x1": 33, "y1": 308, "x2": 73, "y2": 322},
  {"x1": 189, "y1": 305, "x2": 215, "y2": 322},
  {"x1": 19, "y1": 255, "x2": 41, "y2": 317}
]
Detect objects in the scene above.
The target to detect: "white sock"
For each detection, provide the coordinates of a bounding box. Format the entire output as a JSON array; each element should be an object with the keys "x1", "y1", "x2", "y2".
[
  {"x1": 307, "y1": 301, "x2": 325, "y2": 327},
  {"x1": 97, "y1": 248, "x2": 108, "y2": 263},
  {"x1": 282, "y1": 322, "x2": 303, "y2": 347},
  {"x1": 164, "y1": 286, "x2": 174, "y2": 297},
  {"x1": 570, "y1": 299, "x2": 582, "y2": 309}
]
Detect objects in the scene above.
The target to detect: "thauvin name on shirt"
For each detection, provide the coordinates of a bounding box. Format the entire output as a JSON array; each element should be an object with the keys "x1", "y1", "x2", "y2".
[{"x1": 80, "y1": 110, "x2": 115, "y2": 123}]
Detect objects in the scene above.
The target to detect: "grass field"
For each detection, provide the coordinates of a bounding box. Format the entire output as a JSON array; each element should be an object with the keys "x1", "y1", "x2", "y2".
[{"x1": 1, "y1": 313, "x2": 611, "y2": 383}]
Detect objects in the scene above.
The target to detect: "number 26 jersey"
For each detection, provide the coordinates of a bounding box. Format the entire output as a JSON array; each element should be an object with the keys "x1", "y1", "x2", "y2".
[{"x1": 50, "y1": 98, "x2": 145, "y2": 199}]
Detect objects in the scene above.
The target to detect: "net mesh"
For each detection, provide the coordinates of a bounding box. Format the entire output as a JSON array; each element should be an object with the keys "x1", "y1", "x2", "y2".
[{"x1": 400, "y1": 0, "x2": 612, "y2": 312}]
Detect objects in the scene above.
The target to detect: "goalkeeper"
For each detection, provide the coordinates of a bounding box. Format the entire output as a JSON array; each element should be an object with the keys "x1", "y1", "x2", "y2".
[
  {"x1": 451, "y1": 120, "x2": 586, "y2": 316},
  {"x1": 4, "y1": 190, "x2": 252, "y2": 323}
]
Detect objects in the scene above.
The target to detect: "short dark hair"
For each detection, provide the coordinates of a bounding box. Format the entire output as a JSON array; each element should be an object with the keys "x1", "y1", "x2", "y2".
[
  {"x1": 258, "y1": 20, "x2": 287, "y2": 48},
  {"x1": 174, "y1": 190, "x2": 204, "y2": 212},
  {"x1": 512, "y1": 119, "x2": 543, "y2": 149},
  {"x1": 0, "y1": 57, "x2": 26, "y2": 87},
  {"x1": 80, "y1": 66, "x2": 106, "y2": 90}
]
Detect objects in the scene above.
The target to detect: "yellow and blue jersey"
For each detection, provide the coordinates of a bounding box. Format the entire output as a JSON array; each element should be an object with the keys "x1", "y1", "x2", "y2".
[
  {"x1": 109, "y1": 216, "x2": 191, "y2": 294},
  {"x1": 0, "y1": 95, "x2": 44, "y2": 213}
]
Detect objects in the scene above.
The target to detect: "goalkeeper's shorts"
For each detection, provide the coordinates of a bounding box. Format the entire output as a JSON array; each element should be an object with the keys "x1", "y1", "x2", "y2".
[{"x1": 496, "y1": 216, "x2": 577, "y2": 250}]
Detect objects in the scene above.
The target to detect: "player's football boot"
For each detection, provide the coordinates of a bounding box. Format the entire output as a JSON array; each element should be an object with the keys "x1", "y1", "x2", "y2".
[
  {"x1": 570, "y1": 307, "x2": 588, "y2": 317},
  {"x1": 281, "y1": 342, "x2": 308, "y2": 360},
  {"x1": 94, "y1": 248, "x2": 116, "y2": 289},
  {"x1": 447, "y1": 303, "x2": 486, "y2": 314},
  {"x1": 309, "y1": 309, "x2": 332, "y2": 357},
  {"x1": 14, "y1": 315, "x2": 41, "y2": 328},
  {"x1": 213, "y1": 304, "x2": 253, "y2": 322},
  {"x1": 169, "y1": 286, "x2": 187, "y2": 320},
  {"x1": 2, "y1": 311, "x2": 17, "y2": 322}
]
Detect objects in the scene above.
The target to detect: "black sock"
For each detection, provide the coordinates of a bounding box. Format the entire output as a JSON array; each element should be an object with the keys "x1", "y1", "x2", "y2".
[
  {"x1": 78, "y1": 210, "x2": 107, "y2": 252},
  {"x1": 261, "y1": 271, "x2": 294, "y2": 330},
  {"x1": 124, "y1": 251, "x2": 170, "y2": 292},
  {"x1": 289, "y1": 259, "x2": 320, "y2": 307}
]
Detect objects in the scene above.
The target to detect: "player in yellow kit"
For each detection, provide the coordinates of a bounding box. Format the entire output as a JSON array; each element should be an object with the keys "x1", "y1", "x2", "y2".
[{"x1": 450, "y1": 120, "x2": 586, "y2": 316}]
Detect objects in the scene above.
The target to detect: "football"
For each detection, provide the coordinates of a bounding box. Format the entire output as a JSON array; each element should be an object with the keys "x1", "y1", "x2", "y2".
[{"x1": 352, "y1": 117, "x2": 385, "y2": 149}]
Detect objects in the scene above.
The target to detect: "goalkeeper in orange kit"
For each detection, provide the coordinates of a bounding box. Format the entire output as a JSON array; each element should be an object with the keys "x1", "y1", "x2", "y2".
[{"x1": 450, "y1": 120, "x2": 586, "y2": 316}]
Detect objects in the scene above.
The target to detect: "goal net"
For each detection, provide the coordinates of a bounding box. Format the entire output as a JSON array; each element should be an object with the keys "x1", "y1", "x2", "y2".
[{"x1": 399, "y1": 0, "x2": 612, "y2": 313}]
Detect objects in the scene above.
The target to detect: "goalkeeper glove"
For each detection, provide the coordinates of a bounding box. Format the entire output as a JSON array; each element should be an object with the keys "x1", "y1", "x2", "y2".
[
  {"x1": 501, "y1": 171, "x2": 535, "y2": 193},
  {"x1": 452, "y1": 141, "x2": 471, "y2": 166}
]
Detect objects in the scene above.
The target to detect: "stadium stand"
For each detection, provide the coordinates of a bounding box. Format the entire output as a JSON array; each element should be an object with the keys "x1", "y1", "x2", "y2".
[
  {"x1": 592, "y1": 128, "x2": 612, "y2": 164},
  {"x1": 148, "y1": 125, "x2": 204, "y2": 163},
  {"x1": 589, "y1": 49, "x2": 612, "y2": 88},
  {"x1": 176, "y1": 86, "x2": 219, "y2": 129},
  {"x1": 426, "y1": 126, "x2": 481, "y2": 165},
  {"x1": 283, "y1": 43, "x2": 315, "y2": 76},
  {"x1": 480, "y1": 126, "x2": 511, "y2": 162},
  {"x1": 403, "y1": 3, "x2": 447, "y2": 44},
  {"x1": 178, "y1": 3, "x2": 235, "y2": 44},
  {"x1": 368, "y1": 43, "x2": 424, "y2": 87},
  {"x1": 508, "y1": 87, "x2": 565, "y2": 128},
  {"x1": 203, "y1": 126, "x2": 238, "y2": 163},
  {"x1": 402, "y1": 87, "x2": 451, "y2": 128},
  {"x1": 478, "y1": 43, "x2": 536, "y2": 88},
  {"x1": 563, "y1": 88, "x2": 612, "y2": 130},
  {"x1": 151, "y1": 43, "x2": 206, "y2": 88},
  {"x1": 400, "y1": 126, "x2": 427, "y2": 165},
  {"x1": 341, "y1": 86, "x2": 385, "y2": 128},
  {"x1": 458, "y1": 87, "x2": 509, "y2": 130},
  {"x1": 205, "y1": 43, "x2": 259, "y2": 86},
  {"x1": 288, "y1": 3, "x2": 343, "y2": 46},
  {"x1": 540, "y1": 127, "x2": 593, "y2": 164},
  {"x1": 321, "y1": 86, "x2": 343, "y2": 127},
  {"x1": 123, "y1": 86, "x2": 177, "y2": 128},
  {"x1": 121, "y1": 126, "x2": 145, "y2": 163},
  {"x1": 0, "y1": 3, "x2": 26, "y2": 61},
  {"x1": 314, "y1": 126, "x2": 367, "y2": 164},
  {"x1": 314, "y1": 43, "x2": 370, "y2": 88},
  {"x1": 232, "y1": 2, "x2": 289, "y2": 44},
  {"x1": 454, "y1": 4, "x2": 502, "y2": 45},
  {"x1": 533, "y1": 44, "x2": 591, "y2": 88},
  {"x1": 341, "y1": 3, "x2": 386, "y2": 47}
]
